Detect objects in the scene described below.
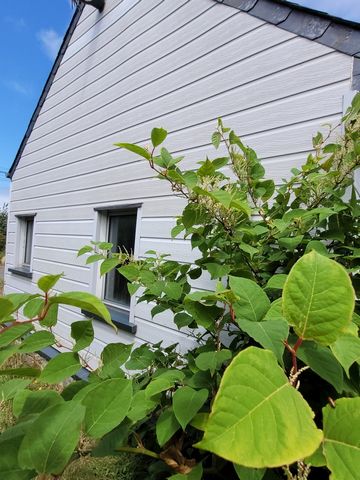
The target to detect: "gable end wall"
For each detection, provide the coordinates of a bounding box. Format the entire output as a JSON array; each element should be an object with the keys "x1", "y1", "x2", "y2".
[{"x1": 5, "y1": 0, "x2": 354, "y2": 363}]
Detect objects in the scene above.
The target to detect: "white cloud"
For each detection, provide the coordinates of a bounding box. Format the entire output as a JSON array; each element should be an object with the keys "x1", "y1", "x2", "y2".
[
  {"x1": 37, "y1": 29, "x2": 63, "y2": 61},
  {"x1": 4, "y1": 80, "x2": 30, "y2": 96}
]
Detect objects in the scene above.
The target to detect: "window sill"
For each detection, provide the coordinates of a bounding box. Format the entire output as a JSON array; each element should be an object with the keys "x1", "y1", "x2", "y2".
[
  {"x1": 81, "y1": 305, "x2": 137, "y2": 334},
  {"x1": 8, "y1": 267, "x2": 33, "y2": 279}
]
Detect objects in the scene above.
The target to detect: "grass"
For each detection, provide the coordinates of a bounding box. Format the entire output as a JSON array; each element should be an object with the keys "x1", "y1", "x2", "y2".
[{"x1": 0, "y1": 353, "x2": 149, "y2": 479}]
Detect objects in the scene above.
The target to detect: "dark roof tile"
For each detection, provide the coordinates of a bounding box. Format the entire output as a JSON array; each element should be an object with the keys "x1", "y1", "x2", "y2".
[
  {"x1": 222, "y1": 0, "x2": 257, "y2": 11},
  {"x1": 279, "y1": 10, "x2": 330, "y2": 39},
  {"x1": 250, "y1": 0, "x2": 291, "y2": 24},
  {"x1": 317, "y1": 23, "x2": 360, "y2": 55},
  {"x1": 215, "y1": 0, "x2": 360, "y2": 56}
]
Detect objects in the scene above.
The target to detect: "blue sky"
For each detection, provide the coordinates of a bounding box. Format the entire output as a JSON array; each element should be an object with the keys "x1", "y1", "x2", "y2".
[
  {"x1": 0, "y1": 0, "x2": 359, "y2": 204},
  {"x1": 0, "y1": 0, "x2": 73, "y2": 204}
]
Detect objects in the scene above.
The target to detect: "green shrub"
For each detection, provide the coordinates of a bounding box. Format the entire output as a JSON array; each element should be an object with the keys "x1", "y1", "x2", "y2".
[{"x1": 0, "y1": 93, "x2": 358, "y2": 480}]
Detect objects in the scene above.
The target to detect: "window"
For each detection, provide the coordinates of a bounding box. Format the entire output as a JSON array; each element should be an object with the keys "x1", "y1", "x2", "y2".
[
  {"x1": 104, "y1": 210, "x2": 137, "y2": 309},
  {"x1": 23, "y1": 217, "x2": 34, "y2": 267},
  {"x1": 85, "y1": 205, "x2": 140, "y2": 333},
  {"x1": 9, "y1": 214, "x2": 35, "y2": 278}
]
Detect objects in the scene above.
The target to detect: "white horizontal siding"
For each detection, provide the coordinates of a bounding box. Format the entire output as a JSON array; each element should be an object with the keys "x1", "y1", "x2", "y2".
[
  {"x1": 38, "y1": 0, "x2": 214, "y2": 117},
  {"x1": 30, "y1": 9, "x2": 265, "y2": 143},
  {"x1": 31, "y1": 2, "x2": 248, "y2": 132},
  {"x1": 6, "y1": 0, "x2": 353, "y2": 353},
  {"x1": 23, "y1": 38, "x2": 339, "y2": 159},
  {"x1": 69, "y1": 0, "x2": 125, "y2": 45}
]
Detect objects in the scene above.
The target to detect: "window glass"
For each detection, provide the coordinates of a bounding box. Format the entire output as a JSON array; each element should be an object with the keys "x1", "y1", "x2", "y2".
[
  {"x1": 104, "y1": 211, "x2": 137, "y2": 308},
  {"x1": 23, "y1": 218, "x2": 34, "y2": 266}
]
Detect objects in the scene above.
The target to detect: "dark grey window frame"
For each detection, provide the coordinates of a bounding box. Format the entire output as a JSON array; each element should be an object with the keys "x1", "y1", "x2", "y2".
[
  {"x1": 86, "y1": 204, "x2": 141, "y2": 334},
  {"x1": 9, "y1": 213, "x2": 36, "y2": 279}
]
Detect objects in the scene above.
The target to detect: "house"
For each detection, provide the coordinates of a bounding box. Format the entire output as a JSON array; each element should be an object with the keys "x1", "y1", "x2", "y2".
[{"x1": 5, "y1": 0, "x2": 360, "y2": 363}]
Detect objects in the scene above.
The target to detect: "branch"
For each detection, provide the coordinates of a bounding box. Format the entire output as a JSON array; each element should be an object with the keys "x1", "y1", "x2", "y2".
[
  {"x1": 0, "y1": 298, "x2": 51, "y2": 336},
  {"x1": 116, "y1": 446, "x2": 160, "y2": 459},
  {"x1": 284, "y1": 337, "x2": 303, "y2": 381}
]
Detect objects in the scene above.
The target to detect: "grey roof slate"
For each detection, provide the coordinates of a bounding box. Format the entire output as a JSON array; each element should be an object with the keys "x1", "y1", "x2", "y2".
[
  {"x1": 215, "y1": 0, "x2": 360, "y2": 55},
  {"x1": 250, "y1": 0, "x2": 291, "y2": 24},
  {"x1": 353, "y1": 58, "x2": 360, "y2": 90}
]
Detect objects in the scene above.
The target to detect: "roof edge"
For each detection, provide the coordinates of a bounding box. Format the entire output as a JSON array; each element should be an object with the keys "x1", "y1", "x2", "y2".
[
  {"x1": 7, "y1": 4, "x2": 85, "y2": 179},
  {"x1": 214, "y1": 0, "x2": 360, "y2": 57}
]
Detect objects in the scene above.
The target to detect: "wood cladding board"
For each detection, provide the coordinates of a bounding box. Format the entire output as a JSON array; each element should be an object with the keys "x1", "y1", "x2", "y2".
[
  {"x1": 23, "y1": 45, "x2": 343, "y2": 156},
  {"x1": 16, "y1": 79, "x2": 349, "y2": 176},
  {"x1": 5, "y1": 0, "x2": 354, "y2": 353},
  {"x1": 37, "y1": 1, "x2": 230, "y2": 117}
]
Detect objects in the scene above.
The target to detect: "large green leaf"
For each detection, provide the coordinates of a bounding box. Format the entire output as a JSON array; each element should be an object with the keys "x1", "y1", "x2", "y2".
[
  {"x1": 39, "y1": 352, "x2": 81, "y2": 384},
  {"x1": 99, "y1": 342, "x2": 132, "y2": 378},
  {"x1": 195, "y1": 350, "x2": 232, "y2": 375},
  {"x1": 114, "y1": 142, "x2": 151, "y2": 160},
  {"x1": 331, "y1": 334, "x2": 360, "y2": 377},
  {"x1": 0, "y1": 422, "x2": 36, "y2": 480},
  {"x1": 233, "y1": 464, "x2": 266, "y2": 480},
  {"x1": 13, "y1": 390, "x2": 63, "y2": 417},
  {"x1": 92, "y1": 420, "x2": 131, "y2": 457},
  {"x1": 61, "y1": 380, "x2": 88, "y2": 401},
  {"x1": 0, "y1": 346, "x2": 19, "y2": 367},
  {"x1": 145, "y1": 377, "x2": 175, "y2": 398},
  {"x1": 263, "y1": 299, "x2": 285, "y2": 322},
  {"x1": 297, "y1": 341, "x2": 344, "y2": 392},
  {"x1": 49, "y1": 292, "x2": 113, "y2": 327},
  {"x1": 190, "y1": 413, "x2": 209, "y2": 431},
  {"x1": 0, "y1": 297, "x2": 19, "y2": 320},
  {"x1": 184, "y1": 301, "x2": 223, "y2": 330},
  {"x1": 265, "y1": 274, "x2": 287, "y2": 290},
  {"x1": 173, "y1": 387, "x2": 208, "y2": 430},
  {"x1": 22, "y1": 298, "x2": 44, "y2": 319},
  {"x1": 283, "y1": 251, "x2": 355, "y2": 344},
  {"x1": 156, "y1": 408, "x2": 180, "y2": 447},
  {"x1": 37, "y1": 273, "x2": 63, "y2": 293},
  {"x1": 323, "y1": 397, "x2": 360, "y2": 480},
  {"x1": 100, "y1": 257, "x2": 121, "y2": 276},
  {"x1": 196, "y1": 347, "x2": 322, "y2": 467},
  {"x1": 229, "y1": 277, "x2": 270, "y2": 322},
  {"x1": 0, "y1": 379, "x2": 31, "y2": 401},
  {"x1": 70, "y1": 320, "x2": 94, "y2": 352},
  {"x1": 41, "y1": 303, "x2": 58, "y2": 328},
  {"x1": 18, "y1": 402, "x2": 85, "y2": 475},
  {"x1": 0, "y1": 367, "x2": 40, "y2": 378},
  {"x1": 79, "y1": 378, "x2": 133, "y2": 438},
  {"x1": 127, "y1": 390, "x2": 158, "y2": 423},
  {"x1": 238, "y1": 318, "x2": 288, "y2": 366},
  {"x1": 125, "y1": 345, "x2": 155, "y2": 370},
  {"x1": 18, "y1": 331, "x2": 55, "y2": 353},
  {"x1": 304, "y1": 445, "x2": 326, "y2": 467},
  {"x1": 151, "y1": 127, "x2": 168, "y2": 147},
  {"x1": 0, "y1": 324, "x2": 33, "y2": 348},
  {"x1": 4, "y1": 294, "x2": 39, "y2": 315},
  {"x1": 278, "y1": 235, "x2": 303, "y2": 251},
  {"x1": 145, "y1": 370, "x2": 185, "y2": 398}
]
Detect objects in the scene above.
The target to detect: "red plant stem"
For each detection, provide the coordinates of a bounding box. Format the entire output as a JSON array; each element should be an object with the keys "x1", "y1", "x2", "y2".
[
  {"x1": 284, "y1": 337, "x2": 303, "y2": 375},
  {"x1": 0, "y1": 296, "x2": 51, "y2": 336},
  {"x1": 229, "y1": 304, "x2": 236, "y2": 324},
  {"x1": 0, "y1": 318, "x2": 38, "y2": 334}
]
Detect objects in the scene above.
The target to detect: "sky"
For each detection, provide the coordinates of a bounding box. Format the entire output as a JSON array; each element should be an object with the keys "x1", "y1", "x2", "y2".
[{"x1": 0, "y1": 0, "x2": 359, "y2": 205}]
